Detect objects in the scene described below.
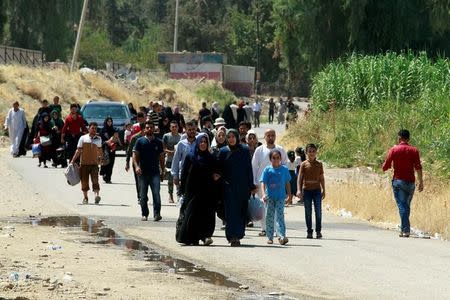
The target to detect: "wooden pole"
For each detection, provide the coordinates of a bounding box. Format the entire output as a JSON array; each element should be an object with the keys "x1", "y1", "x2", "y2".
[
  {"x1": 70, "y1": 0, "x2": 89, "y2": 73},
  {"x1": 173, "y1": 0, "x2": 179, "y2": 52}
]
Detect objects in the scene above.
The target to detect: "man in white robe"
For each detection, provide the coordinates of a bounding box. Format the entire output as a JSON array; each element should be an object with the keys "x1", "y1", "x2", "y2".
[{"x1": 3, "y1": 101, "x2": 27, "y2": 157}]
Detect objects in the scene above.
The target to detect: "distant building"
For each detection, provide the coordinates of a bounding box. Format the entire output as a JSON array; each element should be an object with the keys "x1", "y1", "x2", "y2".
[{"x1": 158, "y1": 52, "x2": 255, "y2": 96}]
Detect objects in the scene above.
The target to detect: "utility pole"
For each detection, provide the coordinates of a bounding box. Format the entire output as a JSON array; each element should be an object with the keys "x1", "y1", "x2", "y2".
[
  {"x1": 173, "y1": 0, "x2": 179, "y2": 52},
  {"x1": 70, "y1": 0, "x2": 89, "y2": 73},
  {"x1": 255, "y1": 0, "x2": 261, "y2": 96}
]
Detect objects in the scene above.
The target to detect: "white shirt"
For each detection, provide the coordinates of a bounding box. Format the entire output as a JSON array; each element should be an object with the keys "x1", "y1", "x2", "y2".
[
  {"x1": 230, "y1": 104, "x2": 238, "y2": 121},
  {"x1": 252, "y1": 102, "x2": 262, "y2": 112},
  {"x1": 251, "y1": 144, "x2": 288, "y2": 186},
  {"x1": 77, "y1": 133, "x2": 102, "y2": 148},
  {"x1": 287, "y1": 157, "x2": 302, "y2": 171}
]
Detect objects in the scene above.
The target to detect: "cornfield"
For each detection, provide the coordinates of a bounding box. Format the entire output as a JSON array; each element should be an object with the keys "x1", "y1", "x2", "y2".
[
  {"x1": 287, "y1": 52, "x2": 450, "y2": 178},
  {"x1": 312, "y1": 52, "x2": 450, "y2": 111},
  {"x1": 282, "y1": 52, "x2": 450, "y2": 237}
]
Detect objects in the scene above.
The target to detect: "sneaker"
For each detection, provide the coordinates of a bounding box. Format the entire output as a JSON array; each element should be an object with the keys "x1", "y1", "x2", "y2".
[
  {"x1": 82, "y1": 198, "x2": 88, "y2": 205},
  {"x1": 258, "y1": 230, "x2": 266, "y2": 237},
  {"x1": 247, "y1": 221, "x2": 254, "y2": 228},
  {"x1": 278, "y1": 237, "x2": 289, "y2": 245},
  {"x1": 306, "y1": 232, "x2": 313, "y2": 239},
  {"x1": 316, "y1": 232, "x2": 323, "y2": 239},
  {"x1": 94, "y1": 196, "x2": 101, "y2": 204},
  {"x1": 203, "y1": 238, "x2": 213, "y2": 246},
  {"x1": 400, "y1": 232, "x2": 410, "y2": 238},
  {"x1": 220, "y1": 225, "x2": 226, "y2": 230},
  {"x1": 141, "y1": 216, "x2": 148, "y2": 221},
  {"x1": 153, "y1": 215, "x2": 162, "y2": 222}
]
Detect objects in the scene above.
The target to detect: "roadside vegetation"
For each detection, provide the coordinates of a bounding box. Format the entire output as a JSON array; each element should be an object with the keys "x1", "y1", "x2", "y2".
[
  {"x1": 282, "y1": 53, "x2": 450, "y2": 238},
  {"x1": 286, "y1": 53, "x2": 450, "y2": 177}
]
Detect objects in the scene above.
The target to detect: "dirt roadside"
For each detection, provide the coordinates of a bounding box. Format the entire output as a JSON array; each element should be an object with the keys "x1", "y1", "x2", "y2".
[{"x1": 0, "y1": 151, "x2": 241, "y2": 300}]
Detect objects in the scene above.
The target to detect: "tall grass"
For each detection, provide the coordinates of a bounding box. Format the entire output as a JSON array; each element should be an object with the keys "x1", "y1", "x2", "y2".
[
  {"x1": 281, "y1": 52, "x2": 449, "y2": 237},
  {"x1": 286, "y1": 52, "x2": 450, "y2": 178},
  {"x1": 312, "y1": 52, "x2": 450, "y2": 111}
]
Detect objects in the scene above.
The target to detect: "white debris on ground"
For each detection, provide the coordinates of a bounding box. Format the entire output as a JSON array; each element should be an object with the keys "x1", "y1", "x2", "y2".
[
  {"x1": 338, "y1": 208, "x2": 353, "y2": 218},
  {"x1": 78, "y1": 67, "x2": 97, "y2": 75}
]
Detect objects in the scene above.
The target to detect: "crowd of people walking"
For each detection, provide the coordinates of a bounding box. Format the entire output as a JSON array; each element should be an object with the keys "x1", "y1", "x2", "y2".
[{"x1": 3, "y1": 96, "x2": 423, "y2": 247}]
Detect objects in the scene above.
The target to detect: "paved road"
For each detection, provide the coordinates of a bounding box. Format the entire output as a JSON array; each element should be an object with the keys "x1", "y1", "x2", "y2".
[{"x1": 6, "y1": 150, "x2": 450, "y2": 299}]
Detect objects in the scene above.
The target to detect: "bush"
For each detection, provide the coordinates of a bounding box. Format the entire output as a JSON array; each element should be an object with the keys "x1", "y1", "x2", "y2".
[{"x1": 195, "y1": 82, "x2": 237, "y2": 109}]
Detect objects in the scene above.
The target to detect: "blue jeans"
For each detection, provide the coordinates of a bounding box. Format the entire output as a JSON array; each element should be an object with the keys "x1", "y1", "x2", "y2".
[
  {"x1": 303, "y1": 189, "x2": 322, "y2": 233},
  {"x1": 392, "y1": 179, "x2": 415, "y2": 233},
  {"x1": 138, "y1": 173, "x2": 161, "y2": 218},
  {"x1": 265, "y1": 198, "x2": 286, "y2": 240}
]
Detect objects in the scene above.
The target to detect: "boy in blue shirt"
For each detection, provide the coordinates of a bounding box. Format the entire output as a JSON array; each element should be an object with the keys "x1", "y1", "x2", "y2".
[{"x1": 260, "y1": 149, "x2": 291, "y2": 245}]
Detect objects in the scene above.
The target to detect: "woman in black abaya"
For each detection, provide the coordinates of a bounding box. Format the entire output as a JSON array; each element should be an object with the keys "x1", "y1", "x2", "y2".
[{"x1": 176, "y1": 133, "x2": 218, "y2": 246}]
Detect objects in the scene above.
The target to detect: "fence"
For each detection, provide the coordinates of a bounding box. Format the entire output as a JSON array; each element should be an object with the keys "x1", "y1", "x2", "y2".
[{"x1": 0, "y1": 46, "x2": 45, "y2": 66}]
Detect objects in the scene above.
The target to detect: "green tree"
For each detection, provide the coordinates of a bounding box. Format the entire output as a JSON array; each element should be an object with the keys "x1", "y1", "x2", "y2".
[
  {"x1": 228, "y1": 0, "x2": 280, "y2": 82},
  {"x1": 0, "y1": 0, "x2": 6, "y2": 42}
]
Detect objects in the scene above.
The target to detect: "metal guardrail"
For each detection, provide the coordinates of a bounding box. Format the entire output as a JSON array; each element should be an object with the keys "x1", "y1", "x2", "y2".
[{"x1": 0, "y1": 45, "x2": 45, "y2": 66}]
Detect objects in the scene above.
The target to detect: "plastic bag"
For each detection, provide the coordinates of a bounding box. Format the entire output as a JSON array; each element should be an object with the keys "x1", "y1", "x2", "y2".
[
  {"x1": 31, "y1": 143, "x2": 42, "y2": 157},
  {"x1": 64, "y1": 163, "x2": 80, "y2": 186},
  {"x1": 40, "y1": 135, "x2": 52, "y2": 146},
  {"x1": 247, "y1": 195, "x2": 265, "y2": 221}
]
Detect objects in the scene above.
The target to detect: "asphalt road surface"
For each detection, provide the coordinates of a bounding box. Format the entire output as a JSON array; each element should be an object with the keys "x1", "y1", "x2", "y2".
[{"x1": 6, "y1": 144, "x2": 450, "y2": 299}]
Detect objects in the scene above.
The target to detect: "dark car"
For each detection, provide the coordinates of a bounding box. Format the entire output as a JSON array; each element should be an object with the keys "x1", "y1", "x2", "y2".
[{"x1": 80, "y1": 100, "x2": 132, "y2": 150}]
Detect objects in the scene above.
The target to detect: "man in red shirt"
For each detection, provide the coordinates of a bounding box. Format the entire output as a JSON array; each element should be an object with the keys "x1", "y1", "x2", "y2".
[
  {"x1": 131, "y1": 112, "x2": 146, "y2": 136},
  {"x1": 383, "y1": 129, "x2": 424, "y2": 237},
  {"x1": 62, "y1": 104, "x2": 88, "y2": 160}
]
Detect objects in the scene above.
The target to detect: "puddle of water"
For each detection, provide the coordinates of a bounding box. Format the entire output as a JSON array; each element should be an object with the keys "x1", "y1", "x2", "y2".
[
  {"x1": 32, "y1": 216, "x2": 103, "y2": 234},
  {"x1": 33, "y1": 216, "x2": 240, "y2": 289}
]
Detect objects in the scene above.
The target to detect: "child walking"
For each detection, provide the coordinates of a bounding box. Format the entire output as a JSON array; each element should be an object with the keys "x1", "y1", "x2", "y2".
[
  {"x1": 286, "y1": 150, "x2": 301, "y2": 205},
  {"x1": 297, "y1": 144, "x2": 326, "y2": 239},
  {"x1": 260, "y1": 149, "x2": 291, "y2": 245}
]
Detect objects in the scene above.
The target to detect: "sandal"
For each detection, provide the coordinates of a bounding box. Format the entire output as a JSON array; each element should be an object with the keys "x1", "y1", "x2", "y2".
[
  {"x1": 278, "y1": 237, "x2": 289, "y2": 245},
  {"x1": 258, "y1": 231, "x2": 266, "y2": 237}
]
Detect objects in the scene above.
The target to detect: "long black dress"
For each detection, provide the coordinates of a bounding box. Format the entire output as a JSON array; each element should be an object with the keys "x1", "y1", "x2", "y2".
[
  {"x1": 219, "y1": 141, "x2": 254, "y2": 242},
  {"x1": 176, "y1": 138, "x2": 217, "y2": 245},
  {"x1": 100, "y1": 118, "x2": 116, "y2": 183}
]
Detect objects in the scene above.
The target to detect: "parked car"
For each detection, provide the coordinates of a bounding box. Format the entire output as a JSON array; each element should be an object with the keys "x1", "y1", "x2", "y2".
[{"x1": 80, "y1": 100, "x2": 132, "y2": 151}]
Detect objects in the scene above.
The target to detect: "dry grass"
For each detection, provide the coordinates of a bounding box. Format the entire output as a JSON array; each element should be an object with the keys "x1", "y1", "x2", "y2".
[
  {"x1": 326, "y1": 175, "x2": 450, "y2": 239},
  {"x1": 280, "y1": 118, "x2": 449, "y2": 239},
  {"x1": 0, "y1": 65, "x2": 205, "y2": 123}
]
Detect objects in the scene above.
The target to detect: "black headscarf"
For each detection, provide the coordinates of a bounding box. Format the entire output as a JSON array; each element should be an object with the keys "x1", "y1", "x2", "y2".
[
  {"x1": 101, "y1": 117, "x2": 115, "y2": 141},
  {"x1": 226, "y1": 129, "x2": 240, "y2": 151},
  {"x1": 39, "y1": 112, "x2": 52, "y2": 132},
  {"x1": 164, "y1": 106, "x2": 174, "y2": 121}
]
